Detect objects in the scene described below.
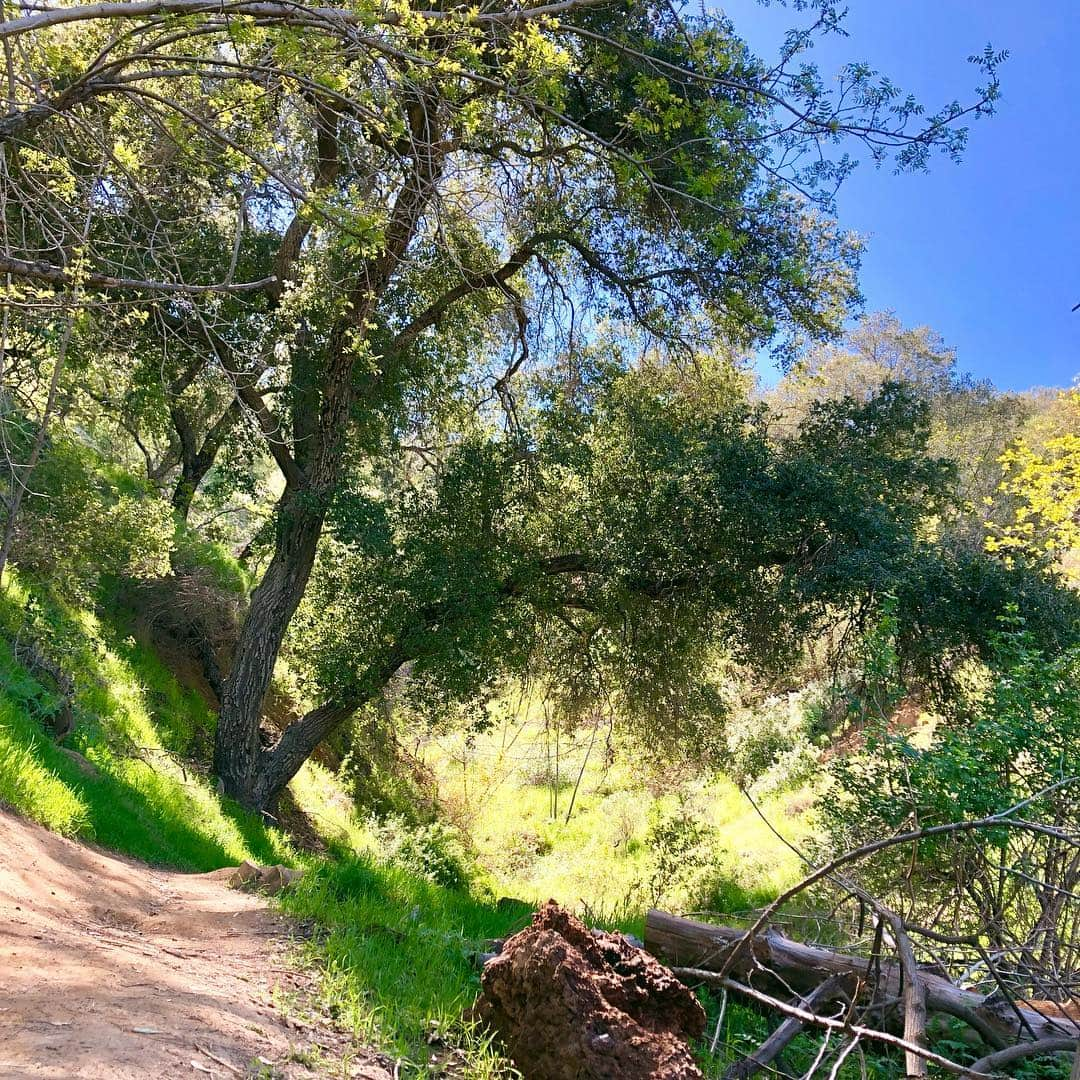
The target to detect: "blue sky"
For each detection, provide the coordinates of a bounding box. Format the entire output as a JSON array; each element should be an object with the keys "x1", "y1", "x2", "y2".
[{"x1": 722, "y1": 1, "x2": 1080, "y2": 392}]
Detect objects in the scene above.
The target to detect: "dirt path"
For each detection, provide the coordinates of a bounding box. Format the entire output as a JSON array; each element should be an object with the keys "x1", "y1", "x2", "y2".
[{"x1": 0, "y1": 811, "x2": 391, "y2": 1079}]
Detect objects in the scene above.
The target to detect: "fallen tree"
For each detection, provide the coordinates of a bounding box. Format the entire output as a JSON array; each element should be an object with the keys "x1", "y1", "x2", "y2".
[
  {"x1": 646, "y1": 910, "x2": 1080, "y2": 1050},
  {"x1": 647, "y1": 909, "x2": 1080, "y2": 1045},
  {"x1": 643, "y1": 796, "x2": 1080, "y2": 1078}
]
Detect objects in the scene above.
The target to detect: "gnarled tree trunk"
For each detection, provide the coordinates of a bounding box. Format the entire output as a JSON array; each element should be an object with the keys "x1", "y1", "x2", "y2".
[{"x1": 213, "y1": 493, "x2": 325, "y2": 806}]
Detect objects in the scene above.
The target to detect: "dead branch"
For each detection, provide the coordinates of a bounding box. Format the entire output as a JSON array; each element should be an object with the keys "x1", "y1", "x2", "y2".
[
  {"x1": 723, "y1": 974, "x2": 852, "y2": 1080},
  {"x1": 965, "y1": 1037, "x2": 1078, "y2": 1078},
  {"x1": 672, "y1": 967, "x2": 997, "y2": 1079},
  {"x1": 647, "y1": 910, "x2": 1080, "y2": 1046}
]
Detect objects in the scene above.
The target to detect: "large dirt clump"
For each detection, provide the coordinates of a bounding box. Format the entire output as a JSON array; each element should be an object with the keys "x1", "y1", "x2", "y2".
[{"x1": 478, "y1": 900, "x2": 705, "y2": 1080}]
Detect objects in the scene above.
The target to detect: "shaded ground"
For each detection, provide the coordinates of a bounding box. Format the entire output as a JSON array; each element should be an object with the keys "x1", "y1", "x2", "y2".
[{"x1": 0, "y1": 810, "x2": 391, "y2": 1079}]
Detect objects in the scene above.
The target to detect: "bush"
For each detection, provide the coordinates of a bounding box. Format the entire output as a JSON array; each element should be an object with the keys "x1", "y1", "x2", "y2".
[
  {"x1": 821, "y1": 608, "x2": 1080, "y2": 952},
  {"x1": 367, "y1": 814, "x2": 477, "y2": 891},
  {"x1": 643, "y1": 800, "x2": 725, "y2": 909},
  {"x1": 725, "y1": 689, "x2": 822, "y2": 795}
]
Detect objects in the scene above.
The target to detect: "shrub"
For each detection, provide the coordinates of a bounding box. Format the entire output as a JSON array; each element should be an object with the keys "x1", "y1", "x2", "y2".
[
  {"x1": 725, "y1": 689, "x2": 822, "y2": 795},
  {"x1": 367, "y1": 814, "x2": 477, "y2": 891},
  {"x1": 822, "y1": 607, "x2": 1080, "y2": 958},
  {"x1": 643, "y1": 800, "x2": 725, "y2": 909},
  {"x1": 11, "y1": 438, "x2": 173, "y2": 598}
]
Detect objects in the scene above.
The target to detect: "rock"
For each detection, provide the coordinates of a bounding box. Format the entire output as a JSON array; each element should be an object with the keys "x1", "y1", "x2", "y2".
[
  {"x1": 256, "y1": 864, "x2": 304, "y2": 895},
  {"x1": 226, "y1": 860, "x2": 260, "y2": 889},
  {"x1": 58, "y1": 747, "x2": 99, "y2": 778},
  {"x1": 222, "y1": 861, "x2": 303, "y2": 895},
  {"x1": 477, "y1": 900, "x2": 705, "y2": 1080}
]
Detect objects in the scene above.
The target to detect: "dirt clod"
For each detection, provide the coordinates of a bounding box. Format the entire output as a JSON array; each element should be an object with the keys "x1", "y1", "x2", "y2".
[{"x1": 478, "y1": 900, "x2": 705, "y2": 1080}]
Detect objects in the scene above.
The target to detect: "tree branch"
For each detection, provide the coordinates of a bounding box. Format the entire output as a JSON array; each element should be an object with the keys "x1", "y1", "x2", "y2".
[
  {"x1": 0, "y1": 253, "x2": 276, "y2": 295},
  {"x1": 0, "y1": 0, "x2": 613, "y2": 41}
]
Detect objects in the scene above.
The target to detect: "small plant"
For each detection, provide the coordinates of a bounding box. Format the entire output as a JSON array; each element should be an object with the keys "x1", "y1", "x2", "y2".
[
  {"x1": 643, "y1": 801, "x2": 725, "y2": 909},
  {"x1": 367, "y1": 814, "x2": 477, "y2": 891}
]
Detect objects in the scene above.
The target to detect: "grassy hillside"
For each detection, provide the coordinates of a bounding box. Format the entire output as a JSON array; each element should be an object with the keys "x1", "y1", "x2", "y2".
[
  {"x1": 0, "y1": 568, "x2": 532, "y2": 1073},
  {"x1": 0, "y1": 572, "x2": 294, "y2": 868}
]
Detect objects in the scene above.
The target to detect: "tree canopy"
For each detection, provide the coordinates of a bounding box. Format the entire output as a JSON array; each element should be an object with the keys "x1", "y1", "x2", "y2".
[{"x1": 0, "y1": 0, "x2": 1009, "y2": 807}]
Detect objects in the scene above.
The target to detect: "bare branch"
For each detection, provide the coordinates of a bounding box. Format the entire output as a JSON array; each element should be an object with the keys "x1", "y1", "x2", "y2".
[{"x1": 0, "y1": 253, "x2": 276, "y2": 295}]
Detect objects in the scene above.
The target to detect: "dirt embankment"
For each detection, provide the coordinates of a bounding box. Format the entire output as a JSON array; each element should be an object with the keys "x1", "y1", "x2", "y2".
[{"x1": 0, "y1": 811, "x2": 390, "y2": 1079}]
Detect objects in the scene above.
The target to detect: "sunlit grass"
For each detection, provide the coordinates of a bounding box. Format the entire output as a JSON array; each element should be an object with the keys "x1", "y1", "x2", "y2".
[
  {"x1": 279, "y1": 853, "x2": 529, "y2": 1076},
  {"x1": 419, "y1": 711, "x2": 813, "y2": 920},
  {"x1": 0, "y1": 572, "x2": 291, "y2": 870},
  {"x1": 0, "y1": 695, "x2": 90, "y2": 834}
]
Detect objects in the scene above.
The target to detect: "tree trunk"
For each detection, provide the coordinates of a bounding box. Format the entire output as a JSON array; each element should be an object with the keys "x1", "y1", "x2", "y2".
[
  {"x1": 213, "y1": 492, "x2": 325, "y2": 807},
  {"x1": 211, "y1": 105, "x2": 441, "y2": 809},
  {"x1": 644, "y1": 909, "x2": 1080, "y2": 1047},
  {"x1": 169, "y1": 400, "x2": 239, "y2": 522},
  {"x1": 170, "y1": 458, "x2": 207, "y2": 520},
  {"x1": 250, "y1": 645, "x2": 407, "y2": 811},
  {"x1": 251, "y1": 700, "x2": 358, "y2": 812}
]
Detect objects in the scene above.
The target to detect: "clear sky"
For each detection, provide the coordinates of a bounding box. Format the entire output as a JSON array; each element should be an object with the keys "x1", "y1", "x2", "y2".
[{"x1": 721, "y1": 1, "x2": 1080, "y2": 392}]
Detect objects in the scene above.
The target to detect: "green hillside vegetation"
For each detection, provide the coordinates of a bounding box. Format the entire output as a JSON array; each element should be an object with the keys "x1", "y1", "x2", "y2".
[
  {"x1": 2, "y1": 435, "x2": 1076, "y2": 1079},
  {"x1": 0, "y1": 572, "x2": 289, "y2": 867},
  {"x1": 0, "y1": 562, "x2": 838, "y2": 1075}
]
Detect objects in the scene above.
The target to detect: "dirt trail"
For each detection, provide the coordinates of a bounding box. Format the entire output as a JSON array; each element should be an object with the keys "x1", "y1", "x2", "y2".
[{"x1": 0, "y1": 810, "x2": 391, "y2": 1079}]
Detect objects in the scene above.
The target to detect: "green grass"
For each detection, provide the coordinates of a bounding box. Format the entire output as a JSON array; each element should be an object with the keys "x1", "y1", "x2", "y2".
[
  {"x1": 416, "y1": 710, "x2": 814, "y2": 921},
  {"x1": 279, "y1": 853, "x2": 531, "y2": 1076},
  {"x1": 0, "y1": 693, "x2": 90, "y2": 834},
  {"x1": 0, "y1": 572, "x2": 289, "y2": 869}
]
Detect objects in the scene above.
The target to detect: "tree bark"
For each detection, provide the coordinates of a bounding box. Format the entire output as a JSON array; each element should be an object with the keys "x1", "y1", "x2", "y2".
[
  {"x1": 170, "y1": 400, "x2": 240, "y2": 520},
  {"x1": 250, "y1": 645, "x2": 408, "y2": 810},
  {"x1": 212, "y1": 491, "x2": 325, "y2": 806},
  {"x1": 251, "y1": 699, "x2": 358, "y2": 812}
]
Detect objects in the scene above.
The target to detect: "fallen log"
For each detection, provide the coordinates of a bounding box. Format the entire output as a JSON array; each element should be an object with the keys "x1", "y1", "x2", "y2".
[{"x1": 644, "y1": 909, "x2": 1080, "y2": 1048}]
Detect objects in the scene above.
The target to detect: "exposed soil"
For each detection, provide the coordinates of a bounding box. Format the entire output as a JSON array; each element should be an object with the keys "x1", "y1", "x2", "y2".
[
  {"x1": 478, "y1": 900, "x2": 706, "y2": 1080},
  {"x1": 0, "y1": 810, "x2": 391, "y2": 1079}
]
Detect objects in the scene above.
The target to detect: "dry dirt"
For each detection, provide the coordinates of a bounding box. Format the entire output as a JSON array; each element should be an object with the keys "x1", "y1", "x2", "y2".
[{"x1": 0, "y1": 810, "x2": 392, "y2": 1079}]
